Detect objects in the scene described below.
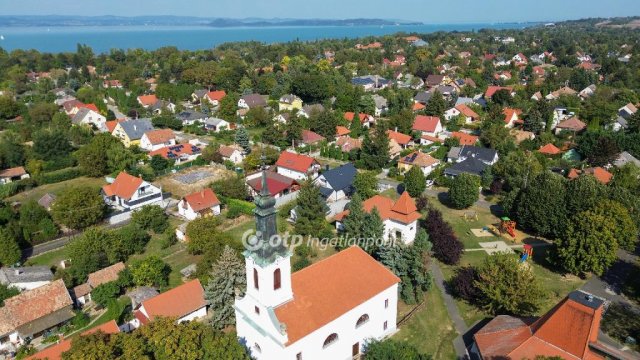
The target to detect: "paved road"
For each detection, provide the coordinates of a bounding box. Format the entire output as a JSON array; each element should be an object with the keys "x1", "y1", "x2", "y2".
[
  {"x1": 107, "y1": 104, "x2": 126, "y2": 119},
  {"x1": 430, "y1": 262, "x2": 470, "y2": 359}
]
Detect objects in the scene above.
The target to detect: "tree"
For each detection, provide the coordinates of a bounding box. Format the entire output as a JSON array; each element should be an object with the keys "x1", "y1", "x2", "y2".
[
  {"x1": 211, "y1": 175, "x2": 248, "y2": 200},
  {"x1": 234, "y1": 127, "x2": 251, "y2": 154},
  {"x1": 364, "y1": 338, "x2": 429, "y2": 360},
  {"x1": 32, "y1": 128, "x2": 73, "y2": 161},
  {"x1": 424, "y1": 209, "x2": 463, "y2": 265},
  {"x1": 424, "y1": 90, "x2": 446, "y2": 116},
  {"x1": 491, "y1": 89, "x2": 512, "y2": 105},
  {"x1": 361, "y1": 126, "x2": 390, "y2": 170},
  {"x1": 349, "y1": 115, "x2": 363, "y2": 138},
  {"x1": 448, "y1": 173, "x2": 480, "y2": 209},
  {"x1": 91, "y1": 281, "x2": 121, "y2": 308},
  {"x1": 67, "y1": 228, "x2": 112, "y2": 283},
  {"x1": 0, "y1": 96, "x2": 22, "y2": 120},
  {"x1": 493, "y1": 150, "x2": 543, "y2": 191},
  {"x1": 475, "y1": 252, "x2": 545, "y2": 315},
  {"x1": 556, "y1": 209, "x2": 619, "y2": 276},
  {"x1": 450, "y1": 266, "x2": 480, "y2": 303},
  {"x1": 377, "y1": 242, "x2": 432, "y2": 304},
  {"x1": 565, "y1": 175, "x2": 607, "y2": 215},
  {"x1": 0, "y1": 131, "x2": 26, "y2": 168},
  {"x1": 362, "y1": 208, "x2": 385, "y2": 251},
  {"x1": 52, "y1": 186, "x2": 106, "y2": 230},
  {"x1": 404, "y1": 167, "x2": 426, "y2": 198},
  {"x1": 515, "y1": 172, "x2": 567, "y2": 239},
  {"x1": 294, "y1": 179, "x2": 328, "y2": 237},
  {"x1": 353, "y1": 171, "x2": 378, "y2": 199},
  {"x1": 129, "y1": 256, "x2": 170, "y2": 287},
  {"x1": 131, "y1": 205, "x2": 168, "y2": 233},
  {"x1": 75, "y1": 133, "x2": 135, "y2": 177},
  {"x1": 28, "y1": 102, "x2": 58, "y2": 124},
  {"x1": 217, "y1": 92, "x2": 239, "y2": 121},
  {"x1": 0, "y1": 283, "x2": 19, "y2": 306},
  {"x1": 19, "y1": 200, "x2": 58, "y2": 244},
  {"x1": 0, "y1": 228, "x2": 21, "y2": 266},
  {"x1": 591, "y1": 200, "x2": 638, "y2": 251},
  {"x1": 110, "y1": 224, "x2": 151, "y2": 262},
  {"x1": 149, "y1": 155, "x2": 171, "y2": 173},
  {"x1": 342, "y1": 192, "x2": 366, "y2": 242},
  {"x1": 204, "y1": 246, "x2": 246, "y2": 330}
]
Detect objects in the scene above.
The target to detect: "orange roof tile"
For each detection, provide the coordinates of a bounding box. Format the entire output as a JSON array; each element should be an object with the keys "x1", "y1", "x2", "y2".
[
  {"x1": 143, "y1": 129, "x2": 175, "y2": 145},
  {"x1": 557, "y1": 117, "x2": 587, "y2": 132},
  {"x1": 148, "y1": 143, "x2": 199, "y2": 159},
  {"x1": 336, "y1": 137, "x2": 363, "y2": 151},
  {"x1": 413, "y1": 115, "x2": 441, "y2": 133},
  {"x1": 274, "y1": 247, "x2": 400, "y2": 345},
  {"x1": 344, "y1": 112, "x2": 371, "y2": 124},
  {"x1": 102, "y1": 172, "x2": 143, "y2": 200},
  {"x1": 182, "y1": 188, "x2": 220, "y2": 212},
  {"x1": 88, "y1": 262, "x2": 125, "y2": 288},
  {"x1": 421, "y1": 134, "x2": 444, "y2": 143},
  {"x1": 275, "y1": 151, "x2": 317, "y2": 173},
  {"x1": 412, "y1": 102, "x2": 426, "y2": 111},
  {"x1": 398, "y1": 151, "x2": 440, "y2": 168},
  {"x1": 391, "y1": 191, "x2": 418, "y2": 215},
  {"x1": 218, "y1": 144, "x2": 242, "y2": 158},
  {"x1": 27, "y1": 321, "x2": 120, "y2": 360},
  {"x1": 301, "y1": 129, "x2": 325, "y2": 144},
  {"x1": 206, "y1": 90, "x2": 226, "y2": 101},
  {"x1": 538, "y1": 143, "x2": 561, "y2": 155},
  {"x1": 502, "y1": 108, "x2": 522, "y2": 124},
  {"x1": 137, "y1": 94, "x2": 158, "y2": 106},
  {"x1": 79, "y1": 103, "x2": 99, "y2": 112},
  {"x1": 451, "y1": 132, "x2": 478, "y2": 146},
  {"x1": 455, "y1": 104, "x2": 479, "y2": 120},
  {"x1": 336, "y1": 193, "x2": 421, "y2": 224},
  {"x1": 584, "y1": 167, "x2": 613, "y2": 184},
  {"x1": 386, "y1": 130, "x2": 412, "y2": 146},
  {"x1": 141, "y1": 279, "x2": 206, "y2": 321},
  {"x1": 336, "y1": 126, "x2": 351, "y2": 137},
  {"x1": 485, "y1": 86, "x2": 513, "y2": 98},
  {"x1": 105, "y1": 119, "x2": 125, "y2": 133},
  {"x1": 0, "y1": 166, "x2": 28, "y2": 178}
]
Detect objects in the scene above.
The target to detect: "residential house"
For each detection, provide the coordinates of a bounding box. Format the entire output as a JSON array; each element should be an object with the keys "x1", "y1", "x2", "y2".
[
  {"x1": 176, "y1": 110, "x2": 208, "y2": 126},
  {"x1": 551, "y1": 107, "x2": 573, "y2": 129},
  {"x1": 133, "y1": 279, "x2": 207, "y2": 328},
  {"x1": 425, "y1": 74, "x2": 446, "y2": 87},
  {"x1": 447, "y1": 145, "x2": 499, "y2": 165},
  {"x1": 531, "y1": 91, "x2": 544, "y2": 101},
  {"x1": 397, "y1": 151, "x2": 440, "y2": 176},
  {"x1": 511, "y1": 53, "x2": 528, "y2": 66},
  {"x1": 579, "y1": 84, "x2": 597, "y2": 100},
  {"x1": 471, "y1": 291, "x2": 626, "y2": 360},
  {"x1": 204, "y1": 90, "x2": 227, "y2": 107},
  {"x1": 372, "y1": 94, "x2": 388, "y2": 116},
  {"x1": 444, "y1": 157, "x2": 489, "y2": 178},
  {"x1": 414, "y1": 91, "x2": 432, "y2": 104},
  {"x1": 217, "y1": 145, "x2": 245, "y2": 164},
  {"x1": 137, "y1": 94, "x2": 158, "y2": 109},
  {"x1": 336, "y1": 137, "x2": 363, "y2": 153},
  {"x1": 0, "y1": 266, "x2": 53, "y2": 291},
  {"x1": 546, "y1": 86, "x2": 577, "y2": 101},
  {"x1": 618, "y1": 103, "x2": 638, "y2": 119},
  {"x1": 351, "y1": 75, "x2": 391, "y2": 91},
  {"x1": 538, "y1": 143, "x2": 562, "y2": 156},
  {"x1": 396, "y1": 74, "x2": 424, "y2": 90},
  {"x1": 140, "y1": 129, "x2": 176, "y2": 152},
  {"x1": 102, "y1": 172, "x2": 163, "y2": 210},
  {"x1": 275, "y1": 151, "x2": 320, "y2": 181},
  {"x1": 178, "y1": 188, "x2": 221, "y2": 220},
  {"x1": 126, "y1": 287, "x2": 159, "y2": 310},
  {"x1": 388, "y1": 139, "x2": 404, "y2": 159},
  {"x1": 105, "y1": 119, "x2": 126, "y2": 134},
  {"x1": 383, "y1": 55, "x2": 406, "y2": 67},
  {"x1": 204, "y1": 117, "x2": 231, "y2": 132},
  {"x1": 314, "y1": 163, "x2": 357, "y2": 202},
  {"x1": 451, "y1": 132, "x2": 479, "y2": 146},
  {"x1": 102, "y1": 79, "x2": 123, "y2": 89},
  {"x1": 37, "y1": 193, "x2": 57, "y2": 211},
  {"x1": 386, "y1": 130, "x2": 412, "y2": 148},
  {"x1": 502, "y1": 108, "x2": 523, "y2": 128},
  {"x1": 413, "y1": 115, "x2": 443, "y2": 144},
  {"x1": 568, "y1": 167, "x2": 613, "y2": 185},
  {"x1": 335, "y1": 126, "x2": 351, "y2": 140},
  {"x1": 191, "y1": 89, "x2": 209, "y2": 104},
  {"x1": 510, "y1": 129, "x2": 535, "y2": 144},
  {"x1": 615, "y1": 151, "x2": 640, "y2": 168},
  {"x1": 494, "y1": 71, "x2": 512, "y2": 81},
  {"x1": 299, "y1": 104, "x2": 325, "y2": 118},
  {"x1": 412, "y1": 102, "x2": 426, "y2": 112},
  {"x1": 246, "y1": 170, "x2": 300, "y2": 199},
  {"x1": 278, "y1": 94, "x2": 303, "y2": 112},
  {"x1": 71, "y1": 107, "x2": 107, "y2": 131},
  {"x1": 444, "y1": 104, "x2": 480, "y2": 123},
  {"x1": 25, "y1": 321, "x2": 120, "y2": 360},
  {"x1": 0, "y1": 280, "x2": 75, "y2": 350},
  {"x1": 238, "y1": 94, "x2": 267, "y2": 109},
  {"x1": 555, "y1": 117, "x2": 587, "y2": 135},
  {"x1": 335, "y1": 192, "x2": 421, "y2": 244},
  {"x1": 301, "y1": 130, "x2": 325, "y2": 146},
  {"x1": 484, "y1": 86, "x2": 514, "y2": 100},
  {"x1": 344, "y1": 112, "x2": 375, "y2": 128},
  {"x1": 71, "y1": 263, "x2": 126, "y2": 306},
  {"x1": 149, "y1": 144, "x2": 202, "y2": 165},
  {"x1": 112, "y1": 118, "x2": 154, "y2": 147},
  {"x1": 0, "y1": 167, "x2": 30, "y2": 184}
]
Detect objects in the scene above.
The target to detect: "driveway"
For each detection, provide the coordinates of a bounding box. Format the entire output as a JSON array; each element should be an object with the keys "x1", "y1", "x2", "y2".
[{"x1": 107, "y1": 104, "x2": 126, "y2": 119}]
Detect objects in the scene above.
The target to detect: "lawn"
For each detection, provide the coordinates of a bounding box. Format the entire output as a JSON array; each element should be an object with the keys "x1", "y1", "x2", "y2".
[
  {"x1": 394, "y1": 287, "x2": 458, "y2": 359},
  {"x1": 25, "y1": 246, "x2": 69, "y2": 267},
  {"x1": 7, "y1": 176, "x2": 105, "y2": 204}
]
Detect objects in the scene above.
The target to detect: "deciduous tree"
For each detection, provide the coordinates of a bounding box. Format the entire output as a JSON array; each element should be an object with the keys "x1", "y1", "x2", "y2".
[
  {"x1": 448, "y1": 173, "x2": 480, "y2": 209},
  {"x1": 51, "y1": 186, "x2": 106, "y2": 230},
  {"x1": 404, "y1": 167, "x2": 426, "y2": 198}
]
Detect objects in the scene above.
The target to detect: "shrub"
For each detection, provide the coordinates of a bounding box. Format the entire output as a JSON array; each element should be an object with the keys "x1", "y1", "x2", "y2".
[
  {"x1": 225, "y1": 198, "x2": 255, "y2": 218},
  {"x1": 425, "y1": 209, "x2": 463, "y2": 265},
  {"x1": 450, "y1": 266, "x2": 480, "y2": 302},
  {"x1": 92, "y1": 281, "x2": 121, "y2": 308},
  {"x1": 36, "y1": 167, "x2": 82, "y2": 185},
  {"x1": 131, "y1": 205, "x2": 168, "y2": 233}
]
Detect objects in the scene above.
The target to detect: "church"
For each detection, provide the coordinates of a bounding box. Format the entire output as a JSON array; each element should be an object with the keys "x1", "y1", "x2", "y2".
[{"x1": 234, "y1": 168, "x2": 400, "y2": 359}]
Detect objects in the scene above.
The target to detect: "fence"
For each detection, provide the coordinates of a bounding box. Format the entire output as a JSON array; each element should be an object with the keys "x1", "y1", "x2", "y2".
[{"x1": 396, "y1": 300, "x2": 426, "y2": 327}]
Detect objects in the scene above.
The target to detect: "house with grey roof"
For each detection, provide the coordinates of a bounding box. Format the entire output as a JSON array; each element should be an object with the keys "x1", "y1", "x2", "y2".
[
  {"x1": 238, "y1": 94, "x2": 268, "y2": 109},
  {"x1": 71, "y1": 107, "x2": 107, "y2": 132},
  {"x1": 191, "y1": 89, "x2": 208, "y2": 103},
  {"x1": 372, "y1": 94, "x2": 388, "y2": 117},
  {"x1": 314, "y1": 163, "x2": 357, "y2": 202},
  {"x1": 615, "y1": 151, "x2": 640, "y2": 168},
  {"x1": 299, "y1": 104, "x2": 325, "y2": 118},
  {"x1": 176, "y1": 110, "x2": 208, "y2": 125},
  {"x1": 444, "y1": 157, "x2": 488, "y2": 177},
  {"x1": 414, "y1": 91, "x2": 432, "y2": 104},
  {"x1": 113, "y1": 118, "x2": 154, "y2": 146},
  {"x1": 447, "y1": 146, "x2": 499, "y2": 165},
  {"x1": 204, "y1": 117, "x2": 231, "y2": 132},
  {"x1": 0, "y1": 266, "x2": 54, "y2": 291},
  {"x1": 37, "y1": 193, "x2": 56, "y2": 211},
  {"x1": 127, "y1": 287, "x2": 159, "y2": 309}
]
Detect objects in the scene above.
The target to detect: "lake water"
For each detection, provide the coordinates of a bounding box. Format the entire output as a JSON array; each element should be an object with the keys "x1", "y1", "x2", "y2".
[{"x1": 0, "y1": 23, "x2": 532, "y2": 53}]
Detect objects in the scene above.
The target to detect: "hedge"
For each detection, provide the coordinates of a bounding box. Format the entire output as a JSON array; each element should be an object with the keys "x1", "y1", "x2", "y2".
[
  {"x1": 36, "y1": 167, "x2": 83, "y2": 185},
  {"x1": 225, "y1": 198, "x2": 256, "y2": 219},
  {"x1": 0, "y1": 178, "x2": 37, "y2": 199}
]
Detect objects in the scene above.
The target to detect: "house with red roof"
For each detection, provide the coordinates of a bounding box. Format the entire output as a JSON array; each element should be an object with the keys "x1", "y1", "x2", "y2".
[
  {"x1": 102, "y1": 172, "x2": 163, "y2": 210},
  {"x1": 204, "y1": 90, "x2": 227, "y2": 107},
  {"x1": 275, "y1": 151, "x2": 320, "y2": 181},
  {"x1": 484, "y1": 86, "x2": 514, "y2": 100},
  {"x1": 0, "y1": 166, "x2": 30, "y2": 185},
  {"x1": 133, "y1": 279, "x2": 207, "y2": 328},
  {"x1": 555, "y1": 116, "x2": 587, "y2": 135},
  {"x1": 335, "y1": 126, "x2": 351, "y2": 139},
  {"x1": 71, "y1": 262, "x2": 126, "y2": 306},
  {"x1": 246, "y1": 170, "x2": 301, "y2": 199},
  {"x1": 386, "y1": 130, "x2": 413, "y2": 148},
  {"x1": 568, "y1": 167, "x2": 613, "y2": 185},
  {"x1": 137, "y1": 94, "x2": 158, "y2": 108},
  {"x1": 148, "y1": 143, "x2": 202, "y2": 165},
  {"x1": 538, "y1": 143, "x2": 562, "y2": 156},
  {"x1": 217, "y1": 144, "x2": 245, "y2": 164},
  {"x1": 178, "y1": 188, "x2": 221, "y2": 220},
  {"x1": 413, "y1": 115, "x2": 443, "y2": 143},
  {"x1": 140, "y1": 128, "x2": 176, "y2": 151},
  {"x1": 397, "y1": 151, "x2": 440, "y2": 176},
  {"x1": 503, "y1": 108, "x2": 523, "y2": 128},
  {"x1": 444, "y1": 104, "x2": 480, "y2": 123},
  {"x1": 344, "y1": 112, "x2": 375, "y2": 128},
  {"x1": 451, "y1": 132, "x2": 479, "y2": 146},
  {"x1": 26, "y1": 320, "x2": 120, "y2": 360},
  {"x1": 471, "y1": 290, "x2": 630, "y2": 360},
  {"x1": 301, "y1": 129, "x2": 326, "y2": 146}
]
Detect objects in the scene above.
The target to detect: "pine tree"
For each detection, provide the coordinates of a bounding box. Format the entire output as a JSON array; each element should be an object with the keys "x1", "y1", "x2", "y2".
[
  {"x1": 204, "y1": 246, "x2": 246, "y2": 330},
  {"x1": 424, "y1": 90, "x2": 446, "y2": 117},
  {"x1": 362, "y1": 208, "x2": 385, "y2": 254},
  {"x1": 342, "y1": 193, "x2": 366, "y2": 244},
  {"x1": 0, "y1": 228, "x2": 21, "y2": 266},
  {"x1": 349, "y1": 112, "x2": 362, "y2": 138},
  {"x1": 294, "y1": 179, "x2": 327, "y2": 237},
  {"x1": 235, "y1": 127, "x2": 251, "y2": 154},
  {"x1": 361, "y1": 126, "x2": 389, "y2": 170}
]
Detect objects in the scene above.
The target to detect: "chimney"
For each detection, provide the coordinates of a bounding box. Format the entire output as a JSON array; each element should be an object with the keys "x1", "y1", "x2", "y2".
[
  {"x1": 586, "y1": 294, "x2": 594, "y2": 302},
  {"x1": 395, "y1": 127, "x2": 398, "y2": 132}
]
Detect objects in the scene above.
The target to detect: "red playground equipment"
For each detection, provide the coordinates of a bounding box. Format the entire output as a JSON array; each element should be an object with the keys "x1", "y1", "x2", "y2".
[
  {"x1": 499, "y1": 217, "x2": 517, "y2": 238},
  {"x1": 520, "y1": 244, "x2": 533, "y2": 263}
]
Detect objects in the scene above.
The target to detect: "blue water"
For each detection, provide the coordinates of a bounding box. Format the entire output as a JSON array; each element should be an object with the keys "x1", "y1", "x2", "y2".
[{"x1": 0, "y1": 23, "x2": 531, "y2": 53}]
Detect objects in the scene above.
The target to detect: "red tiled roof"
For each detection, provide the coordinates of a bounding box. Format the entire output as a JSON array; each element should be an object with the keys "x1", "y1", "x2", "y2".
[
  {"x1": 421, "y1": 134, "x2": 444, "y2": 143},
  {"x1": 336, "y1": 126, "x2": 351, "y2": 137},
  {"x1": 336, "y1": 137, "x2": 363, "y2": 152},
  {"x1": 247, "y1": 171, "x2": 299, "y2": 196},
  {"x1": 88, "y1": 262, "x2": 125, "y2": 288},
  {"x1": 137, "y1": 94, "x2": 158, "y2": 107},
  {"x1": 485, "y1": 86, "x2": 513, "y2": 99},
  {"x1": 413, "y1": 115, "x2": 441, "y2": 133},
  {"x1": 141, "y1": 279, "x2": 206, "y2": 321},
  {"x1": 102, "y1": 172, "x2": 143, "y2": 200},
  {"x1": 391, "y1": 191, "x2": 418, "y2": 215},
  {"x1": 26, "y1": 320, "x2": 120, "y2": 360},
  {"x1": 386, "y1": 130, "x2": 412, "y2": 146},
  {"x1": 149, "y1": 143, "x2": 199, "y2": 159},
  {"x1": 0, "y1": 166, "x2": 27, "y2": 178},
  {"x1": 218, "y1": 145, "x2": 242, "y2": 158},
  {"x1": 301, "y1": 129, "x2": 325, "y2": 144},
  {"x1": 502, "y1": 108, "x2": 522, "y2": 124},
  {"x1": 275, "y1": 151, "x2": 316, "y2": 173},
  {"x1": 344, "y1": 112, "x2": 371, "y2": 124},
  {"x1": 584, "y1": 167, "x2": 613, "y2": 184},
  {"x1": 336, "y1": 192, "x2": 421, "y2": 224},
  {"x1": 399, "y1": 151, "x2": 440, "y2": 168},
  {"x1": 105, "y1": 119, "x2": 125, "y2": 133},
  {"x1": 143, "y1": 129, "x2": 175, "y2": 145},
  {"x1": 538, "y1": 143, "x2": 561, "y2": 155},
  {"x1": 274, "y1": 246, "x2": 400, "y2": 345},
  {"x1": 62, "y1": 100, "x2": 84, "y2": 112},
  {"x1": 455, "y1": 104, "x2": 479, "y2": 120},
  {"x1": 557, "y1": 117, "x2": 587, "y2": 132},
  {"x1": 451, "y1": 132, "x2": 479, "y2": 146},
  {"x1": 79, "y1": 103, "x2": 99, "y2": 112},
  {"x1": 206, "y1": 90, "x2": 226, "y2": 102},
  {"x1": 412, "y1": 102, "x2": 426, "y2": 112},
  {"x1": 182, "y1": 188, "x2": 220, "y2": 212}
]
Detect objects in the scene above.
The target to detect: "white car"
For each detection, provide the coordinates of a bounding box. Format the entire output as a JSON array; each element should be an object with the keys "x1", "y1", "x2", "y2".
[{"x1": 425, "y1": 180, "x2": 434, "y2": 188}]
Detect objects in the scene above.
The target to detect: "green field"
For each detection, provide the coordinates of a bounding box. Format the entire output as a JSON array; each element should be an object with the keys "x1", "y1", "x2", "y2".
[{"x1": 7, "y1": 176, "x2": 105, "y2": 204}]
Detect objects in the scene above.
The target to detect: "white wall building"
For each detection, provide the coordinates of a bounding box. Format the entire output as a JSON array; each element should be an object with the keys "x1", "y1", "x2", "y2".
[
  {"x1": 102, "y1": 172, "x2": 163, "y2": 210},
  {"x1": 177, "y1": 188, "x2": 221, "y2": 221}
]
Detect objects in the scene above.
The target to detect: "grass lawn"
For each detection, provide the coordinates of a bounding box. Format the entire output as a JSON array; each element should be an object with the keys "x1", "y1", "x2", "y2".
[
  {"x1": 25, "y1": 247, "x2": 69, "y2": 267},
  {"x1": 394, "y1": 288, "x2": 458, "y2": 359},
  {"x1": 7, "y1": 177, "x2": 105, "y2": 204}
]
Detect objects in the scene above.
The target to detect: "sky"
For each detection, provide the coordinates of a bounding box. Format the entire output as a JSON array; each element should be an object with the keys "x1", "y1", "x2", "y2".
[{"x1": 1, "y1": 0, "x2": 639, "y2": 23}]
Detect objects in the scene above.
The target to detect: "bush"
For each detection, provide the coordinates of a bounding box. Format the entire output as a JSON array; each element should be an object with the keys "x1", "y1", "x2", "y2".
[
  {"x1": 225, "y1": 198, "x2": 255, "y2": 218},
  {"x1": 159, "y1": 227, "x2": 177, "y2": 249},
  {"x1": 450, "y1": 266, "x2": 480, "y2": 302},
  {"x1": 36, "y1": 167, "x2": 82, "y2": 185},
  {"x1": 425, "y1": 209, "x2": 463, "y2": 265},
  {"x1": 131, "y1": 205, "x2": 168, "y2": 233},
  {"x1": 448, "y1": 173, "x2": 480, "y2": 209},
  {"x1": 415, "y1": 195, "x2": 430, "y2": 212},
  {"x1": 92, "y1": 281, "x2": 121, "y2": 308}
]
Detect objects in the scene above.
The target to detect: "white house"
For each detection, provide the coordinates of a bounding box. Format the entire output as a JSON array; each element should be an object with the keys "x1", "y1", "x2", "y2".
[
  {"x1": 234, "y1": 180, "x2": 400, "y2": 360},
  {"x1": 178, "y1": 188, "x2": 221, "y2": 221},
  {"x1": 0, "y1": 167, "x2": 30, "y2": 185},
  {"x1": 204, "y1": 117, "x2": 230, "y2": 132},
  {"x1": 275, "y1": 151, "x2": 320, "y2": 181},
  {"x1": 217, "y1": 145, "x2": 245, "y2": 164},
  {"x1": 0, "y1": 266, "x2": 53, "y2": 291},
  {"x1": 204, "y1": 90, "x2": 226, "y2": 107},
  {"x1": 132, "y1": 279, "x2": 207, "y2": 328},
  {"x1": 413, "y1": 115, "x2": 443, "y2": 144},
  {"x1": 71, "y1": 107, "x2": 107, "y2": 131},
  {"x1": 140, "y1": 129, "x2": 176, "y2": 152},
  {"x1": 398, "y1": 151, "x2": 440, "y2": 177},
  {"x1": 102, "y1": 172, "x2": 163, "y2": 210},
  {"x1": 314, "y1": 163, "x2": 357, "y2": 202}
]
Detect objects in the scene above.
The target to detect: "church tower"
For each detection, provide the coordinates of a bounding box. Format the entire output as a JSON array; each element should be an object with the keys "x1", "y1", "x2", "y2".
[{"x1": 243, "y1": 157, "x2": 293, "y2": 308}]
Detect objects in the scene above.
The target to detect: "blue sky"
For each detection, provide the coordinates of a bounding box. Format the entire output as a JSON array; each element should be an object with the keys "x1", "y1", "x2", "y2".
[{"x1": 2, "y1": 0, "x2": 639, "y2": 23}]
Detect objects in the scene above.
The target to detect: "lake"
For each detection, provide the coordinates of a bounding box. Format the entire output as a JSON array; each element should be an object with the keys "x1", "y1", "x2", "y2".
[{"x1": 0, "y1": 23, "x2": 532, "y2": 53}]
